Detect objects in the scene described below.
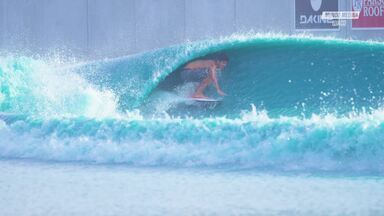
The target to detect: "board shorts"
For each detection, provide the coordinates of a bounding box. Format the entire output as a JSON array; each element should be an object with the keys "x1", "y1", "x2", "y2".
[{"x1": 180, "y1": 68, "x2": 209, "y2": 82}]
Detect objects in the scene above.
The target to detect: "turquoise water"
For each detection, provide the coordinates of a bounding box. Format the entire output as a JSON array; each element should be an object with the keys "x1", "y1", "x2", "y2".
[{"x1": 1, "y1": 34, "x2": 384, "y2": 175}]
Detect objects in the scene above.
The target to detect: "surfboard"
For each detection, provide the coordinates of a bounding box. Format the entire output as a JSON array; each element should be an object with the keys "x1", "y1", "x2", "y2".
[
  {"x1": 189, "y1": 97, "x2": 222, "y2": 102},
  {"x1": 181, "y1": 97, "x2": 222, "y2": 109}
]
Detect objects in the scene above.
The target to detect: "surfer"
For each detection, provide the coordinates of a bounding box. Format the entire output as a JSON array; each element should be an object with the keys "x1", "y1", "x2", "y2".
[{"x1": 180, "y1": 53, "x2": 228, "y2": 99}]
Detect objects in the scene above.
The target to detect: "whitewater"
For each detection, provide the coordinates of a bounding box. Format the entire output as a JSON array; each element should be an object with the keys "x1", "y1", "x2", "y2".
[{"x1": 1, "y1": 34, "x2": 384, "y2": 215}]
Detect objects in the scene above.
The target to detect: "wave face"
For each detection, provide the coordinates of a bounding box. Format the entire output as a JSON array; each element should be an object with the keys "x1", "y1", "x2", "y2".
[
  {"x1": 77, "y1": 34, "x2": 384, "y2": 117},
  {"x1": 1, "y1": 34, "x2": 384, "y2": 173}
]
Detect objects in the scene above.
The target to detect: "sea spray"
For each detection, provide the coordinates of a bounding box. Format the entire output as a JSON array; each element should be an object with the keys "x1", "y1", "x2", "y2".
[{"x1": 0, "y1": 56, "x2": 119, "y2": 118}]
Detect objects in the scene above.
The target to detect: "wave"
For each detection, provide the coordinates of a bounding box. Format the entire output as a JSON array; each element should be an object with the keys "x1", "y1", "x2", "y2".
[
  {"x1": 1, "y1": 106, "x2": 384, "y2": 173},
  {"x1": 1, "y1": 33, "x2": 384, "y2": 173},
  {"x1": 2, "y1": 34, "x2": 384, "y2": 117}
]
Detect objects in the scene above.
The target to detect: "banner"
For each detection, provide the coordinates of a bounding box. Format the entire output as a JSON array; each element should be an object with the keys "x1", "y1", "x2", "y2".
[
  {"x1": 352, "y1": 0, "x2": 384, "y2": 28},
  {"x1": 295, "y1": 0, "x2": 339, "y2": 29}
]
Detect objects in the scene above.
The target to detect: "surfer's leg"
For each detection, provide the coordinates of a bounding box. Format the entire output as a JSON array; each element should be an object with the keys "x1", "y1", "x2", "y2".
[{"x1": 192, "y1": 77, "x2": 212, "y2": 98}]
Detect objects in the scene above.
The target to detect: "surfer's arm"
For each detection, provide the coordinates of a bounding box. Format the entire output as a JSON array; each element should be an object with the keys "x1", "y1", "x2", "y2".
[{"x1": 209, "y1": 66, "x2": 226, "y2": 96}]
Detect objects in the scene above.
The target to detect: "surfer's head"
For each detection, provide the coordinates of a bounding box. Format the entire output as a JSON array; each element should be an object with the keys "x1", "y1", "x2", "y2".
[{"x1": 214, "y1": 53, "x2": 228, "y2": 69}]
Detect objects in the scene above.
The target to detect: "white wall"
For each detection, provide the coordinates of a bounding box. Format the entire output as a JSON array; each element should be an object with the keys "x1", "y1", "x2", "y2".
[
  {"x1": 88, "y1": 0, "x2": 136, "y2": 57},
  {"x1": 0, "y1": 0, "x2": 383, "y2": 58},
  {"x1": 135, "y1": 0, "x2": 185, "y2": 52}
]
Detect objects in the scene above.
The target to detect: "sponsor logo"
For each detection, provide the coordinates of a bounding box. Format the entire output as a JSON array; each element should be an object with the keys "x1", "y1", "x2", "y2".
[
  {"x1": 300, "y1": 15, "x2": 333, "y2": 24},
  {"x1": 352, "y1": 0, "x2": 384, "y2": 28},
  {"x1": 295, "y1": 0, "x2": 339, "y2": 29}
]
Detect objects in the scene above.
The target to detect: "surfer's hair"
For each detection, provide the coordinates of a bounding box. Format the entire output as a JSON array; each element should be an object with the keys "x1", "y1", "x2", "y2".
[
  {"x1": 202, "y1": 52, "x2": 229, "y2": 62},
  {"x1": 215, "y1": 53, "x2": 229, "y2": 62}
]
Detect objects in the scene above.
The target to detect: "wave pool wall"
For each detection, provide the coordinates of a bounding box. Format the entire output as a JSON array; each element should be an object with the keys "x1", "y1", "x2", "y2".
[{"x1": 0, "y1": 0, "x2": 383, "y2": 58}]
